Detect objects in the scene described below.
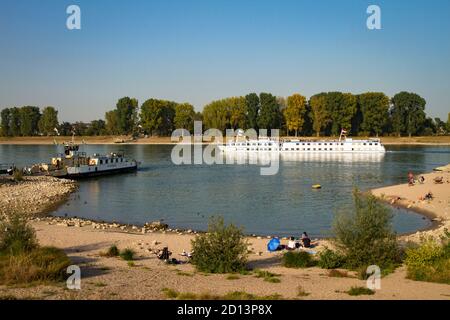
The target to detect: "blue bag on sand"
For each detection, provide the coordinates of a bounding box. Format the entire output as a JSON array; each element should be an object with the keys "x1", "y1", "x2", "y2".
[{"x1": 267, "y1": 238, "x2": 280, "y2": 252}]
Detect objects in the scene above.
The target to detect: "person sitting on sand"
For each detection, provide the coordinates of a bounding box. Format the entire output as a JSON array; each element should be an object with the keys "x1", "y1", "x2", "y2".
[
  {"x1": 419, "y1": 176, "x2": 425, "y2": 184},
  {"x1": 424, "y1": 191, "x2": 433, "y2": 200},
  {"x1": 301, "y1": 232, "x2": 311, "y2": 248},
  {"x1": 157, "y1": 247, "x2": 171, "y2": 260},
  {"x1": 287, "y1": 237, "x2": 297, "y2": 250},
  {"x1": 408, "y1": 171, "x2": 415, "y2": 186}
]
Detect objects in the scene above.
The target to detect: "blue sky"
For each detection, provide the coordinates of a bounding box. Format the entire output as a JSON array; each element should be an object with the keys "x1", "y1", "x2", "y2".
[{"x1": 0, "y1": 0, "x2": 449, "y2": 122}]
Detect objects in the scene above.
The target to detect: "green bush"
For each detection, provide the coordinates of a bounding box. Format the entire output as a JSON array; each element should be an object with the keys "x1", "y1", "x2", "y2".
[
  {"x1": 105, "y1": 245, "x2": 120, "y2": 257},
  {"x1": 191, "y1": 217, "x2": 248, "y2": 273},
  {"x1": 333, "y1": 190, "x2": 400, "y2": 270},
  {"x1": 0, "y1": 246, "x2": 71, "y2": 285},
  {"x1": 282, "y1": 251, "x2": 315, "y2": 268},
  {"x1": 12, "y1": 169, "x2": 23, "y2": 182},
  {"x1": 405, "y1": 240, "x2": 443, "y2": 269},
  {"x1": 318, "y1": 248, "x2": 345, "y2": 269},
  {"x1": 347, "y1": 286, "x2": 375, "y2": 296},
  {"x1": 0, "y1": 213, "x2": 38, "y2": 255},
  {"x1": 119, "y1": 248, "x2": 135, "y2": 261},
  {"x1": 254, "y1": 269, "x2": 281, "y2": 282},
  {"x1": 405, "y1": 232, "x2": 450, "y2": 284}
]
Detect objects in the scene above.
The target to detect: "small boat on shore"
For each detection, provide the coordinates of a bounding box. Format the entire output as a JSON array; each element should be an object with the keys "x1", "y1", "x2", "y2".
[{"x1": 27, "y1": 141, "x2": 138, "y2": 179}]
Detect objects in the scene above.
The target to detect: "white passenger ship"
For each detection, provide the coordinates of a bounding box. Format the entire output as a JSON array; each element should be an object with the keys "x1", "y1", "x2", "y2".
[
  {"x1": 219, "y1": 130, "x2": 386, "y2": 154},
  {"x1": 46, "y1": 142, "x2": 138, "y2": 178}
]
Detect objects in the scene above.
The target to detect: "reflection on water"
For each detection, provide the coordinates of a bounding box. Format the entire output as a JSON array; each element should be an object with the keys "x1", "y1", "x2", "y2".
[{"x1": 1, "y1": 144, "x2": 449, "y2": 237}]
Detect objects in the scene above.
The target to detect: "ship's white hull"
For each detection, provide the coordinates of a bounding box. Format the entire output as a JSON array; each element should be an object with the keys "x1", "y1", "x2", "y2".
[{"x1": 218, "y1": 138, "x2": 386, "y2": 154}]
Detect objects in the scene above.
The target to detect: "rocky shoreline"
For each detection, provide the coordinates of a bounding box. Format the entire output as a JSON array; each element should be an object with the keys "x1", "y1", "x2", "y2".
[{"x1": 0, "y1": 176, "x2": 78, "y2": 218}]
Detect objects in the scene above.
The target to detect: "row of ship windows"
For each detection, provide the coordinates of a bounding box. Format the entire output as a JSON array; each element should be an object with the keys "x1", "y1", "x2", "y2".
[
  {"x1": 231, "y1": 142, "x2": 378, "y2": 146},
  {"x1": 232, "y1": 143, "x2": 274, "y2": 146},
  {"x1": 98, "y1": 158, "x2": 127, "y2": 165}
]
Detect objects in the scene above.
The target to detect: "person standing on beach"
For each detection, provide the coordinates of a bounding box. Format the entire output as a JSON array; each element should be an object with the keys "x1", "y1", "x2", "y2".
[{"x1": 408, "y1": 171, "x2": 415, "y2": 186}]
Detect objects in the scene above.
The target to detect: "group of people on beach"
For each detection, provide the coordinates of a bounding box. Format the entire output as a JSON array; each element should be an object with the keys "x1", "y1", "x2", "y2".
[
  {"x1": 408, "y1": 171, "x2": 446, "y2": 186},
  {"x1": 268, "y1": 232, "x2": 312, "y2": 252},
  {"x1": 287, "y1": 232, "x2": 311, "y2": 249}
]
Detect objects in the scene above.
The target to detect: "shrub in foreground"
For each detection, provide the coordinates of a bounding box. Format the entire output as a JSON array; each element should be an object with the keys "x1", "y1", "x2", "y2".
[
  {"x1": 0, "y1": 215, "x2": 71, "y2": 285},
  {"x1": 317, "y1": 248, "x2": 345, "y2": 269},
  {"x1": 105, "y1": 245, "x2": 120, "y2": 257},
  {"x1": 13, "y1": 169, "x2": 23, "y2": 182},
  {"x1": 191, "y1": 217, "x2": 248, "y2": 273},
  {"x1": 333, "y1": 190, "x2": 400, "y2": 271},
  {"x1": 282, "y1": 251, "x2": 315, "y2": 268},
  {"x1": 405, "y1": 230, "x2": 450, "y2": 284},
  {"x1": 120, "y1": 248, "x2": 135, "y2": 261},
  {"x1": 347, "y1": 286, "x2": 375, "y2": 296},
  {"x1": 0, "y1": 213, "x2": 38, "y2": 255},
  {"x1": 0, "y1": 246, "x2": 71, "y2": 285}
]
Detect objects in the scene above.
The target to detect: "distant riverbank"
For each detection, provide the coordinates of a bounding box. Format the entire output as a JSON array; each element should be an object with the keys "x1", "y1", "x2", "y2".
[{"x1": 1, "y1": 135, "x2": 450, "y2": 145}]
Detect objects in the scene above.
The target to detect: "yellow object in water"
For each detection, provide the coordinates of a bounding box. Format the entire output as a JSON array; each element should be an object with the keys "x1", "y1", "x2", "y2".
[{"x1": 312, "y1": 184, "x2": 322, "y2": 189}]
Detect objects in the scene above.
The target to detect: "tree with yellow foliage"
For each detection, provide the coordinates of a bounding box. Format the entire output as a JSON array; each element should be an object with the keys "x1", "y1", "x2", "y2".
[{"x1": 283, "y1": 94, "x2": 307, "y2": 137}]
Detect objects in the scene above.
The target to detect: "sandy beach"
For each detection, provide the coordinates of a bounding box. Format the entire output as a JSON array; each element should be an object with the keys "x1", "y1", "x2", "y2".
[
  {"x1": 371, "y1": 170, "x2": 450, "y2": 243},
  {"x1": 1, "y1": 171, "x2": 450, "y2": 300}
]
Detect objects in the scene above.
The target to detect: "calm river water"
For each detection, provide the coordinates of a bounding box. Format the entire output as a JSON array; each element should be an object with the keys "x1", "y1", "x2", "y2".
[{"x1": 1, "y1": 144, "x2": 449, "y2": 237}]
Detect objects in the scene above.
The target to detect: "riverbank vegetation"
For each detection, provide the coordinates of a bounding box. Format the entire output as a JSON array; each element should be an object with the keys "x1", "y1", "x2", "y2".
[
  {"x1": 404, "y1": 229, "x2": 450, "y2": 284},
  {"x1": 190, "y1": 217, "x2": 248, "y2": 273},
  {"x1": 1, "y1": 92, "x2": 449, "y2": 138},
  {"x1": 316, "y1": 191, "x2": 401, "y2": 277},
  {"x1": 0, "y1": 213, "x2": 70, "y2": 285}
]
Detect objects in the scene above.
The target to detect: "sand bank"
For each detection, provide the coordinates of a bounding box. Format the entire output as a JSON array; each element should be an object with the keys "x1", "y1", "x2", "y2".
[{"x1": 371, "y1": 170, "x2": 450, "y2": 243}]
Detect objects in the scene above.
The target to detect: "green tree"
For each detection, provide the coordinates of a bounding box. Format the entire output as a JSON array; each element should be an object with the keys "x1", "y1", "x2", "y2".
[
  {"x1": 72, "y1": 122, "x2": 88, "y2": 136},
  {"x1": 86, "y1": 120, "x2": 106, "y2": 136},
  {"x1": 38, "y1": 106, "x2": 59, "y2": 136},
  {"x1": 309, "y1": 93, "x2": 329, "y2": 137},
  {"x1": 19, "y1": 106, "x2": 41, "y2": 136},
  {"x1": 9, "y1": 107, "x2": 21, "y2": 136},
  {"x1": 202, "y1": 99, "x2": 230, "y2": 132},
  {"x1": 326, "y1": 92, "x2": 356, "y2": 136},
  {"x1": 115, "y1": 97, "x2": 138, "y2": 135},
  {"x1": 284, "y1": 93, "x2": 307, "y2": 136},
  {"x1": 257, "y1": 93, "x2": 282, "y2": 135},
  {"x1": 228, "y1": 97, "x2": 247, "y2": 130},
  {"x1": 1, "y1": 108, "x2": 11, "y2": 136},
  {"x1": 190, "y1": 217, "x2": 248, "y2": 273},
  {"x1": 174, "y1": 103, "x2": 195, "y2": 132},
  {"x1": 58, "y1": 122, "x2": 73, "y2": 136},
  {"x1": 105, "y1": 110, "x2": 119, "y2": 135},
  {"x1": 333, "y1": 190, "x2": 400, "y2": 270},
  {"x1": 245, "y1": 93, "x2": 260, "y2": 130},
  {"x1": 447, "y1": 112, "x2": 450, "y2": 133},
  {"x1": 391, "y1": 92, "x2": 426, "y2": 137},
  {"x1": 140, "y1": 99, "x2": 176, "y2": 136},
  {"x1": 358, "y1": 93, "x2": 389, "y2": 136}
]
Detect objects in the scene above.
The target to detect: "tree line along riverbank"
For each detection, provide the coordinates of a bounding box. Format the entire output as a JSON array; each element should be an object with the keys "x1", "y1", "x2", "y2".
[
  {"x1": 1, "y1": 92, "x2": 450, "y2": 139},
  {"x1": 1, "y1": 135, "x2": 450, "y2": 145}
]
